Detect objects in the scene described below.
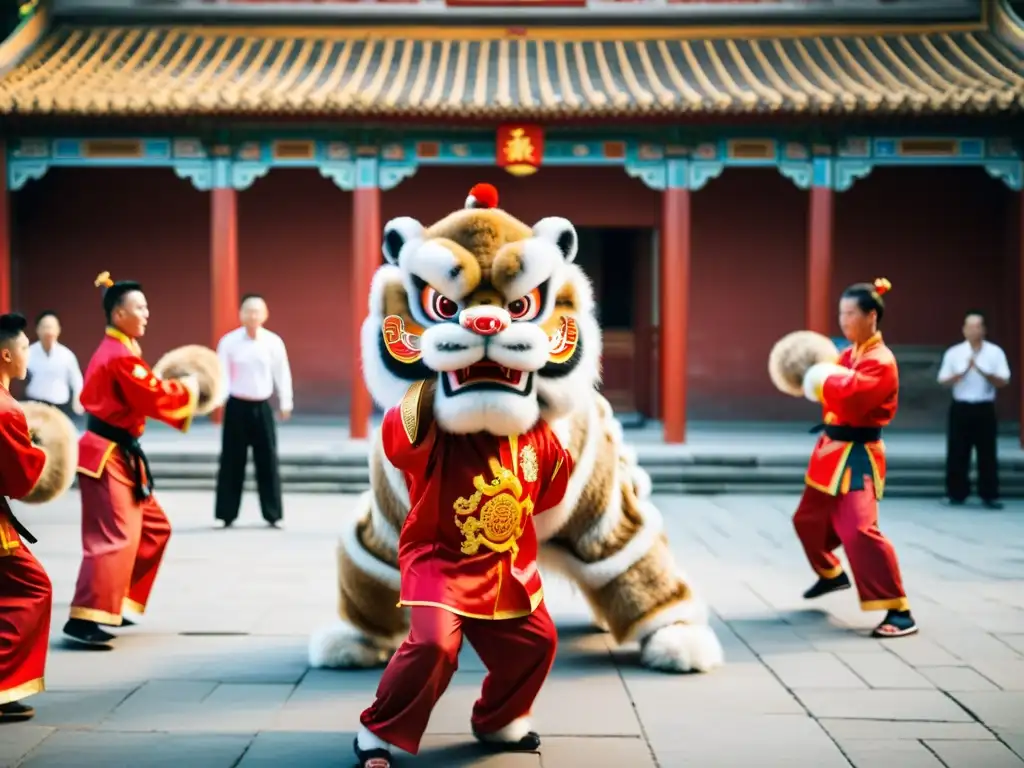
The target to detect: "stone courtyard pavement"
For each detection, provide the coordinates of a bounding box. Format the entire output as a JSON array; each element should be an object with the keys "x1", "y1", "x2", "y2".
[{"x1": 2, "y1": 492, "x2": 1024, "y2": 767}]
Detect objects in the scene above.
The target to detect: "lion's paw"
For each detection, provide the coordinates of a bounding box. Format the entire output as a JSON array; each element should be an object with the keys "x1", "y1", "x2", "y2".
[
  {"x1": 308, "y1": 621, "x2": 397, "y2": 669},
  {"x1": 640, "y1": 623, "x2": 724, "y2": 674}
]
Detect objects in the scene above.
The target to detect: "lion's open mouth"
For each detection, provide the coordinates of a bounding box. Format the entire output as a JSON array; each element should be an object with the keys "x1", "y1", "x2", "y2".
[{"x1": 444, "y1": 361, "x2": 532, "y2": 395}]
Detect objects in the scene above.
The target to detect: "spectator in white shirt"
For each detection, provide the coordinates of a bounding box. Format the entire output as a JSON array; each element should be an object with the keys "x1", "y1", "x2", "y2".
[
  {"x1": 937, "y1": 310, "x2": 1011, "y2": 510},
  {"x1": 214, "y1": 294, "x2": 293, "y2": 528},
  {"x1": 25, "y1": 310, "x2": 84, "y2": 420}
]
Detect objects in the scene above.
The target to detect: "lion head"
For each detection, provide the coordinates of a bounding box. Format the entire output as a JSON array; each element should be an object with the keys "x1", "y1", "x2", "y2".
[{"x1": 361, "y1": 183, "x2": 601, "y2": 436}]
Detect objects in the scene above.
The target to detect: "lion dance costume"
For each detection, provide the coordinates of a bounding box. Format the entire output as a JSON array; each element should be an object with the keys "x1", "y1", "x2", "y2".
[{"x1": 310, "y1": 184, "x2": 724, "y2": 764}]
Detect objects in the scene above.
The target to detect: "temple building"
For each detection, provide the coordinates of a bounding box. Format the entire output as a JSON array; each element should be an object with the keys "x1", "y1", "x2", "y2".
[{"x1": 1, "y1": 0, "x2": 1022, "y2": 443}]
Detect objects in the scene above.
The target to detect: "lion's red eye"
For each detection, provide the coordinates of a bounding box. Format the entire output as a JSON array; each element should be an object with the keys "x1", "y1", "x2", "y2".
[
  {"x1": 435, "y1": 296, "x2": 458, "y2": 317},
  {"x1": 507, "y1": 289, "x2": 542, "y2": 321},
  {"x1": 421, "y1": 286, "x2": 460, "y2": 322}
]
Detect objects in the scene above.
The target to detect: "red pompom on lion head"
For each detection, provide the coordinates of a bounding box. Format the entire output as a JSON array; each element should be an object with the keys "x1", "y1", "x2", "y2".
[{"x1": 465, "y1": 183, "x2": 499, "y2": 210}]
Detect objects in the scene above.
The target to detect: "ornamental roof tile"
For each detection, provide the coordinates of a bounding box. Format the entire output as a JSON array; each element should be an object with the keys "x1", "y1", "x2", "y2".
[{"x1": 0, "y1": 23, "x2": 1022, "y2": 117}]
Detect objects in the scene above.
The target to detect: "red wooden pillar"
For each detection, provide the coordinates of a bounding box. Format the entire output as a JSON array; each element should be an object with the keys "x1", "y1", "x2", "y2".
[
  {"x1": 806, "y1": 185, "x2": 834, "y2": 335},
  {"x1": 0, "y1": 141, "x2": 10, "y2": 315},
  {"x1": 660, "y1": 165, "x2": 691, "y2": 443},
  {"x1": 350, "y1": 157, "x2": 381, "y2": 439},
  {"x1": 210, "y1": 183, "x2": 239, "y2": 347}
]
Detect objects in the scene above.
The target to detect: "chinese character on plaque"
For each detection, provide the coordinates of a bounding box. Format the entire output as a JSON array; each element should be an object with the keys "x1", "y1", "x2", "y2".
[{"x1": 496, "y1": 125, "x2": 544, "y2": 177}]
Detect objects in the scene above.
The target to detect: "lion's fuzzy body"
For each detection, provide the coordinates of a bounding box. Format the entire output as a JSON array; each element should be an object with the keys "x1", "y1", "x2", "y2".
[{"x1": 309, "y1": 195, "x2": 723, "y2": 674}]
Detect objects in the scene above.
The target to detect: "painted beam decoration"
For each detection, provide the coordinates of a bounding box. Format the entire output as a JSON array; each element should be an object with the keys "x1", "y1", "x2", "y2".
[
  {"x1": 4, "y1": 135, "x2": 1021, "y2": 194},
  {"x1": 496, "y1": 125, "x2": 545, "y2": 177}
]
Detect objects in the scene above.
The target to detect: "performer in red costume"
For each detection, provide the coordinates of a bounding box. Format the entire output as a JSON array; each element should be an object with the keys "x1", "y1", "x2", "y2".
[
  {"x1": 63, "y1": 273, "x2": 199, "y2": 648},
  {"x1": 354, "y1": 375, "x2": 573, "y2": 767},
  {"x1": 0, "y1": 313, "x2": 52, "y2": 722},
  {"x1": 795, "y1": 278, "x2": 917, "y2": 639}
]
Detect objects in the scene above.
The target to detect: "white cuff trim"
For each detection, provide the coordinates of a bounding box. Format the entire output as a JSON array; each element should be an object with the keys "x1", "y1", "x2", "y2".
[{"x1": 802, "y1": 362, "x2": 847, "y2": 403}]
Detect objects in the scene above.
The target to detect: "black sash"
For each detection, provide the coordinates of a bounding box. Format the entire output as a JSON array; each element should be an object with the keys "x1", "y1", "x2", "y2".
[
  {"x1": 87, "y1": 415, "x2": 153, "y2": 502},
  {"x1": 809, "y1": 424, "x2": 882, "y2": 443},
  {"x1": 2, "y1": 499, "x2": 36, "y2": 544}
]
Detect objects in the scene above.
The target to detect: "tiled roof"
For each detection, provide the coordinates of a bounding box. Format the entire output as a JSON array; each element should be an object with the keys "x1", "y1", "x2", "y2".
[{"x1": 1, "y1": 24, "x2": 1022, "y2": 117}]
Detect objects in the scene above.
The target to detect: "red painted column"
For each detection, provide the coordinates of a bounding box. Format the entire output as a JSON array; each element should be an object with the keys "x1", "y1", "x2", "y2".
[
  {"x1": 660, "y1": 183, "x2": 691, "y2": 443},
  {"x1": 806, "y1": 185, "x2": 834, "y2": 335},
  {"x1": 350, "y1": 158, "x2": 381, "y2": 439},
  {"x1": 0, "y1": 141, "x2": 10, "y2": 315},
  {"x1": 210, "y1": 186, "x2": 239, "y2": 346}
]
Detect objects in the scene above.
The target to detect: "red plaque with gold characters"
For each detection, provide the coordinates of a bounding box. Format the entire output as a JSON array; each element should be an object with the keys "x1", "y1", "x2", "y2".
[{"x1": 496, "y1": 125, "x2": 544, "y2": 177}]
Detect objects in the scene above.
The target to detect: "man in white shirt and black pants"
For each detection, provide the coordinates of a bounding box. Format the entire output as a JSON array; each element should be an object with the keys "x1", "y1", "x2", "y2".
[
  {"x1": 215, "y1": 294, "x2": 293, "y2": 528},
  {"x1": 26, "y1": 310, "x2": 84, "y2": 420},
  {"x1": 937, "y1": 310, "x2": 1011, "y2": 510}
]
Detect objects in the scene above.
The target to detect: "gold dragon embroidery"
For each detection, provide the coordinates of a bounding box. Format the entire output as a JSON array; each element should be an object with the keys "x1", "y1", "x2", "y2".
[{"x1": 453, "y1": 458, "x2": 534, "y2": 557}]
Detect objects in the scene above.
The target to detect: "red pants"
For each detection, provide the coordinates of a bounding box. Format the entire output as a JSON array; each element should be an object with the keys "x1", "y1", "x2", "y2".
[
  {"x1": 360, "y1": 602, "x2": 558, "y2": 755},
  {"x1": 793, "y1": 481, "x2": 909, "y2": 612},
  {"x1": 0, "y1": 543, "x2": 52, "y2": 704},
  {"x1": 71, "y1": 461, "x2": 171, "y2": 626}
]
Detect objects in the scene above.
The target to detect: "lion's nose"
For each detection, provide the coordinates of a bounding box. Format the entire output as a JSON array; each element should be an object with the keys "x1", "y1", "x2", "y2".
[{"x1": 460, "y1": 306, "x2": 511, "y2": 337}]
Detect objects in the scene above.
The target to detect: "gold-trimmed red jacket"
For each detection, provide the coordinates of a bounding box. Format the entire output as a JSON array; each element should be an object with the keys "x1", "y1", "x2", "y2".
[
  {"x1": 77, "y1": 328, "x2": 198, "y2": 480},
  {"x1": 806, "y1": 333, "x2": 898, "y2": 500},
  {"x1": 381, "y1": 381, "x2": 573, "y2": 620}
]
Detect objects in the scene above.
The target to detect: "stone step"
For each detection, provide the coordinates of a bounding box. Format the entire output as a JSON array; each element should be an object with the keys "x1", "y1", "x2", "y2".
[{"x1": 138, "y1": 459, "x2": 1024, "y2": 497}]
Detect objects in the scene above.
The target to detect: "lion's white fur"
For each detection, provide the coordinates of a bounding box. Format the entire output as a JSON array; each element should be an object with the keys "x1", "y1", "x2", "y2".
[{"x1": 313, "y1": 199, "x2": 723, "y2": 680}]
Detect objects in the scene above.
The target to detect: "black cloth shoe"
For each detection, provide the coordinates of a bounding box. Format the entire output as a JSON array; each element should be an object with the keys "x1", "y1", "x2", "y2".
[
  {"x1": 119, "y1": 617, "x2": 136, "y2": 627},
  {"x1": 63, "y1": 618, "x2": 116, "y2": 647},
  {"x1": 353, "y1": 736, "x2": 393, "y2": 768},
  {"x1": 0, "y1": 700, "x2": 35, "y2": 723},
  {"x1": 982, "y1": 500, "x2": 1004, "y2": 510},
  {"x1": 802, "y1": 572, "x2": 851, "y2": 600},
  {"x1": 473, "y1": 729, "x2": 542, "y2": 752},
  {"x1": 872, "y1": 610, "x2": 919, "y2": 638}
]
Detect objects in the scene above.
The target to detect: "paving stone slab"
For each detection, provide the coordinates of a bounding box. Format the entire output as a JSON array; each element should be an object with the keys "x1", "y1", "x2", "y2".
[
  {"x1": 834, "y1": 651, "x2": 935, "y2": 689},
  {"x1": 647, "y1": 714, "x2": 849, "y2": 767},
  {"x1": 881, "y1": 636, "x2": 965, "y2": 667},
  {"x1": 14, "y1": 731, "x2": 252, "y2": 768},
  {"x1": 760, "y1": 651, "x2": 869, "y2": 689},
  {"x1": 924, "y1": 739, "x2": 1024, "y2": 767},
  {"x1": 0, "y1": 725, "x2": 54, "y2": 768},
  {"x1": 28, "y1": 688, "x2": 139, "y2": 728},
  {"x1": 794, "y1": 690, "x2": 974, "y2": 721},
  {"x1": 995, "y1": 729, "x2": 1024, "y2": 760},
  {"x1": 917, "y1": 666, "x2": 1000, "y2": 692},
  {"x1": 622, "y1": 662, "x2": 805, "y2": 723},
  {"x1": 95, "y1": 681, "x2": 293, "y2": 733},
  {"x1": 537, "y1": 736, "x2": 654, "y2": 768},
  {"x1": 949, "y1": 692, "x2": 1024, "y2": 730},
  {"x1": 839, "y1": 739, "x2": 945, "y2": 768},
  {"x1": 819, "y1": 719, "x2": 995, "y2": 741}
]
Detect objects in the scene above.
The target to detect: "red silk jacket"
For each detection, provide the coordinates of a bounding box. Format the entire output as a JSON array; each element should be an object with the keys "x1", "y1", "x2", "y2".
[
  {"x1": 77, "y1": 328, "x2": 197, "y2": 480},
  {"x1": 806, "y1": 333, "x2": 898, "y2": 500},
  {"x1": 381, "y1": 381, "x2": 573, "y2": 620},
  {"x1": 0, "y1": 386, "x2": 47, "y2": 555}
]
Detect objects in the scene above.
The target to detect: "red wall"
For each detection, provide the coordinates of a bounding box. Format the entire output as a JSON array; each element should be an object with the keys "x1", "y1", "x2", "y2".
[
  {"x1": 11, "y1": 163, "x2": 1018, "y2": 424},
  {"x1": 688, "y1": 169, "x2": 808, "y2": 420},
  {"x1": 237, "y1": 170, "x2": 353, "y2": 412},
  {"x1": 12, "y1": 168, "x2": 210, "y2": 370}
]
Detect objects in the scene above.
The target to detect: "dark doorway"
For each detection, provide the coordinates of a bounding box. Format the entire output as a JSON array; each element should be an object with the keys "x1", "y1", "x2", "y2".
[{"x1": 574, "y1": 227, "x2": 654, "y2": 417}]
